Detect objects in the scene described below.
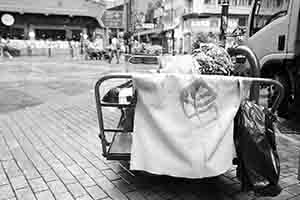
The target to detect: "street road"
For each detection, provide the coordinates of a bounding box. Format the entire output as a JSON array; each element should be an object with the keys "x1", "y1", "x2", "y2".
[{"x1": 0, "y1": 56, "x2": 154, "y2": 113}]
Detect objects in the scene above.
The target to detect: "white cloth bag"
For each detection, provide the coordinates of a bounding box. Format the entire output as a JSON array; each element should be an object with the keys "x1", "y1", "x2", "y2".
[{"x1": 130, "y1": 73, "x2": 251, "y2": 178}]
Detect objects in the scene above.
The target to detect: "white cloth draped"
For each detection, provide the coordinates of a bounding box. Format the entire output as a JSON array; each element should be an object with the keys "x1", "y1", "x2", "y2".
[{"x1": 130, "y1": 73, "x2": 251, "y2": 178}]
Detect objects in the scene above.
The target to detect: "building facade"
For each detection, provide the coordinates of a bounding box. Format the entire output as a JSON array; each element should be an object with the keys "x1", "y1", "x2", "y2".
[
  {"x1": 161, "y1": 0, "x2": 253, "y2": 53},
  {"x1": 126, "y1": 0, "x2": 288, "y2": 54},
  {"x1": 160, "y1": 0, "x2": 288, "y2": 53},
  {"x1": 127, "y1": 0, "x2": 251, "y2": 53},
  {"x1": 0, "y1": 0, "x2": 106, "y2": 41}
]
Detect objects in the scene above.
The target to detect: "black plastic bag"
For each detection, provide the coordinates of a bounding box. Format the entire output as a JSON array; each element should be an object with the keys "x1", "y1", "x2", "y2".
[
  {"x1": 102, "y1": 80, "x2": 136, "y2": 132},
  {"x1": 234, "y1": 100, "x2": 282, "y2": 197},
  {"x1": 118, "y1": 107, "x2": 135, "y2": 132},
  {"x1": 102, "y1": 80, "x2": 133, "y2": 103}
]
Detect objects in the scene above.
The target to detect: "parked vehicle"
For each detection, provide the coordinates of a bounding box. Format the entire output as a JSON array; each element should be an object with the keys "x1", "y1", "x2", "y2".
[{"x1": 244, "y1": 0, "x2": 299, "y2": 117}]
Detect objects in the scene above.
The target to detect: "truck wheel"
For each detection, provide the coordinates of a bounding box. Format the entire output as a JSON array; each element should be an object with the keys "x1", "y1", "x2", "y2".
[{"x1": 268, "y1": 74, "x2": 291, "y2": 118}]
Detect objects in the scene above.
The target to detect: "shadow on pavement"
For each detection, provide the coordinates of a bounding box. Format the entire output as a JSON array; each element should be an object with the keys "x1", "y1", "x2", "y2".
[{"x1": 0, "y1": 88, "x2": 43, "y2": 113}]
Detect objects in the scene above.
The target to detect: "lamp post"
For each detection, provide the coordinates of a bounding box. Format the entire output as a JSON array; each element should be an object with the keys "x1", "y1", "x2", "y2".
[
  {"x1": 219, "y1": 0, "x2": 229, "y2": 48},
  {"x1": 171, "y1": 0, "x2": 175, "y2": 55}
]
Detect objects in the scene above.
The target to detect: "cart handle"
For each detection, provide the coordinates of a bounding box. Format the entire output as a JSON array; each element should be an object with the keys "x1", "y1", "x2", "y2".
[
  {"x1": 128, "y1": 55, "x2": 160, "y2": 63},
  {"x1": 94, "y1": 74, "x2": 133, "y2": 157},
  {"x1": 227, "y1": 45, "x2": 261, "y2": 103},
  {"x1": 128, "y1": 55, "x2": 160, "y2": 64}
]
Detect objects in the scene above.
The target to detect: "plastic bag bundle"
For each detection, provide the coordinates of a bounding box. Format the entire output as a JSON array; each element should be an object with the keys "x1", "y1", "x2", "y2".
[
  {"x1": 234, "y1": 100, "x2": 282, "y2": 197},
  {"x1": 102, "y1": 80, "x2": 136, "y2": 132},
  {"x1": 102, "y1": 80, "x2": 133, "y2": 104},
  {"x1": 192, "y1": 43, "x2": 234, "y2": 75}
]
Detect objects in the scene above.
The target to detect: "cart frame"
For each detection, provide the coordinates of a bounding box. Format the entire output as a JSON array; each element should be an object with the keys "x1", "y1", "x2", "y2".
[
  {"x1": 95, "y1": 47, "x2": 284, "y2": 161},
  {"x1": 95, "y1": 74, "x2": 284, "y2": 161}
]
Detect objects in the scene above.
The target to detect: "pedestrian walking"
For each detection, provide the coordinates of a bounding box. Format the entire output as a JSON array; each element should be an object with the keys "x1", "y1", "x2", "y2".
[
  {"x1": 109, "y1": 33, "x2": 120, "y2": 64},
  {"x1": 0, "y1": 37, "x2": 13, "y2": 59}
]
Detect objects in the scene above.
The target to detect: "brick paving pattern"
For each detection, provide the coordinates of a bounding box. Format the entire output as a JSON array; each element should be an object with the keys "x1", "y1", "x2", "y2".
[{"x1": 0, "y1": 91, "x2": 298, "y2": 200}]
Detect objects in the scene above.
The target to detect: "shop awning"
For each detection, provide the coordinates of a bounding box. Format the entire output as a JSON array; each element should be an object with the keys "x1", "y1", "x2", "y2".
[
  {"x1": 182, "y1": 12, "x2": 210, "y2": 20},
  {"x1": 133, "y1": 22, "x2": 181, "y2": 37},
  {"x1": 133, "y1": 27, "x2": 163, "y2": 37},
  {"x1": 0, "y1": 0, "x2": 105, "y2": 26}
]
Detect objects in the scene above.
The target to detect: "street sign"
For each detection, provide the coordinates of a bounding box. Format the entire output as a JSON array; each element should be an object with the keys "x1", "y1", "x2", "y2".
[
  {"x1": 141, "y1": 23, "x2": 155, "y2": 29},
  {"x1": 101, "y1": 11, "x2": 123, "y2": 28}
]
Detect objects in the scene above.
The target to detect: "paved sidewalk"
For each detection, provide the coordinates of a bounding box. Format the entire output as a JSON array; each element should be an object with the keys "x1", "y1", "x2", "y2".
[{"x1": 0, "y1": 88, "x2": 300, "y2": 200}]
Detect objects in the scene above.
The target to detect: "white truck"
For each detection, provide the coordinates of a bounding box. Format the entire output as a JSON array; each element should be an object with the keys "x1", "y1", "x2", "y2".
[{"x1": 244, "y1": 0, "x2": 299, "y2": 118}]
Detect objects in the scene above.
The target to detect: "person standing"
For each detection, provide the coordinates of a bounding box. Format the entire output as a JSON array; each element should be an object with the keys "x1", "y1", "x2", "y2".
[
  {"x1": 1, "y1": 37, "x2": 13, "y2": 59},
  {"x1": 94, "y1": 34, "x2": 104, "y2": 60},
  {"x1": 109, "y1": 33, "x2": 120, "y2": 64}
]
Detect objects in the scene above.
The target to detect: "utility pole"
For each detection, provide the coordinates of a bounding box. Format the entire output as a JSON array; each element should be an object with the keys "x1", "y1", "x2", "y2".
[
  {"x1": 171, "y1": 0, "x2": 175, "y2": 55},
  {"x1": 124, "y1": 0, "x2": 128, "y2": 32},
  {"x1": 123, "y1": 0, "x2": 132, "y2": 33},
  {"x1": 219, "y1": 0, "x2": 229, "y2": 48},
  {"x1": 128, "y1": 0, "x2": 132, "y2": 32}
]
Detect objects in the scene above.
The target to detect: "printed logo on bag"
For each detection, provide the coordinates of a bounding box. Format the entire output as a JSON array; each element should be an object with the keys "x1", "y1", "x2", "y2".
[{"x1": 180, "y1": 79, "x2": 218, "y2": 126}]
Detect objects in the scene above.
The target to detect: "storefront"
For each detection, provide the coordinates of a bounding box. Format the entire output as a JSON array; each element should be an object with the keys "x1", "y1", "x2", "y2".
[
  {"x1": 0, "y1": 13, "x2": 102, "y2": 41},
  {"x1": 181, "y1": 12, "x2": 248, "y2": 52},
  {"x1": 133, "y1": 27, "x2": 164, "y2": 43},
  {"x1": 0, "y1": 0, "x2": 105, "y2": 41}
]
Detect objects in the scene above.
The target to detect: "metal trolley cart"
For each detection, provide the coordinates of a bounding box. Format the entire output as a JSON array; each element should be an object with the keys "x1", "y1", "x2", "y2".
[
  {"x1": 126, "y1": 54, "x2": 160, "y2": 65},
  {"x1": 94, "y1": 46, "x2": 285, "y2": 162}
]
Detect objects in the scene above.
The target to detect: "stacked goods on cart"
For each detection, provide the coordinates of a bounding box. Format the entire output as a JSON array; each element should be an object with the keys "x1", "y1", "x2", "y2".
[
  {"x1": 100, "y1": 41, "x2": 283, "y2": 196},
  {"x1": 105, "y1": 42, "x2": 235, "y2": 131},
  {"x1": 144, "y1": 44, "x2": 163, "y2": 55},
  {"x1": 111, "y1": 42, "x2": 235, "y2": 104},
  {"x1": 131, "y1": 42, "x2": 144, "y2": 54},
  {"x1": 85, "y1": 40, "x2": 105, "y2": 60},
  {"x1": 132, "y1": 43, "x2": 162, "y2": 55},
  {"x1": 130, "y1": 43, "x2": 162, "y2": 64},
  {"x1": 192, "y1": 43, "x2": 234, "y2": 75},
  {"x1": 158, "y1": 42, "x2": 234, "y2": 75}
]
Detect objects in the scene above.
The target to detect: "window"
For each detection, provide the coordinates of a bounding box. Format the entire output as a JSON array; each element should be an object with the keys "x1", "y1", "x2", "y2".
[
  {"x1": 238, "y1": 17, "x2": 247, "y2": 26},
  {"x1": 260, "y1": 0, "x2": 289, "y2": 9},
  {"x1": 0, "y1": 27, "x2": 25, "y2": 39},
  {"x1": 230, "y1": 0, "x2": 252, "y2": 6},
  {"x1": 250, "y1": 0, "x2": 290, "y2": 36},
  {"x1": 35, "y1": 29, "x2": 66, "y2": 41},
  {"x1": 72, "y1": 30, "x2": 81, "y2": 41}
]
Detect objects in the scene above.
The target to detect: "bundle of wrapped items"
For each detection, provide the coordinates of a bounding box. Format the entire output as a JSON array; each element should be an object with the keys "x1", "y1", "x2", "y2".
[
  {"x1": 159, "y1": 42, "x2": 234, "y2": 75},
  {"x1": 132, "y1": 43, "x2": 163, "y2": 56},
  {"x1": 104, "y1": 43, "x2": 236, "y2": 132},
  {"x1": 145, "y1": 44, "x2": 163, "y2": 55},
  {"x1": 132, "y1": 43, "x2": 144, "y2": 54},
  {"x1": 191, "y1": 43, "x2": 234, "y2": 76},
  {"x1": 105, "y1": 43, "x2": 235, "y2": 105}
]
